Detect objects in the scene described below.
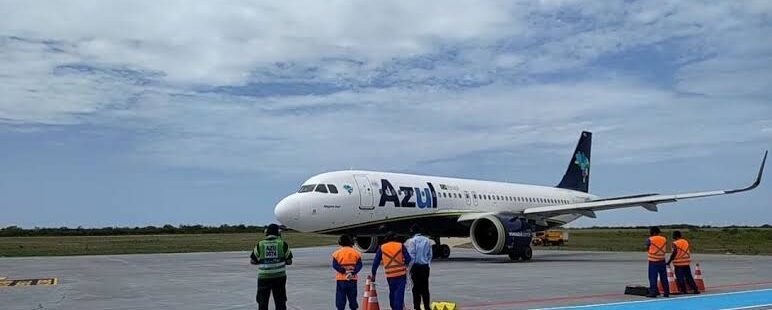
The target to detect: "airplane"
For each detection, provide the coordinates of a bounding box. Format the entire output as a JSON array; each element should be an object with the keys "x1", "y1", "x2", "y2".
[{"x1": 274, "y1": 131, "x2": 767, "y2": 260}]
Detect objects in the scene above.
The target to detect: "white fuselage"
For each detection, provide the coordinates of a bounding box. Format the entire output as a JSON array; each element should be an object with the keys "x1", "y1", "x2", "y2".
[{"x1": 274, "y1": 170, "x2": 597, "y2": 233}]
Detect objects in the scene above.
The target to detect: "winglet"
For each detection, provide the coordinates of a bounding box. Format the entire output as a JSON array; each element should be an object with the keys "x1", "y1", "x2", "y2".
[{"x1": 726, "y1": 150, "x2": 767, "y2": 194}]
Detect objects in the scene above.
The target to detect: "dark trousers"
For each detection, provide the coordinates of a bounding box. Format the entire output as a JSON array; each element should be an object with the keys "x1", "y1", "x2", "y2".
[
  {"x1": 674, "y1": 265, "x2": 699, "y2": 293},
  {"x1": 410, "y1": 264, "x2": 431, "y2": 310},
  {"x1": 336, "y1": 280, "x2": 358, "y2": 310},
  {"x1": 648, "y1": 261, "x2": 669, "y2": 296},
  {"x1": 257, "y1": 276, "x2": 287, "y2": 310},
  {"x1": 386, "y1": 275, "x2": 407, "y2": 310}
]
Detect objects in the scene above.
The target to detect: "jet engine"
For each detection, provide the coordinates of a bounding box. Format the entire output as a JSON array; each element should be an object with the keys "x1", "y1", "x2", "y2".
[
  {"x1": 354, "y1": 236, "x2": 379, "y2": 253},
  {"x1": 470, "y1": 214, "x2": 534, "y2": 260}
]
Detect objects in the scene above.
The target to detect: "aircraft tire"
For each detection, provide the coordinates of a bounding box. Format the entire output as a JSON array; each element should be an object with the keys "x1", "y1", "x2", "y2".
[
  {"x1": 521, "y1": 246, "x2": 533, "y2": 261},
  {"x1": 508, "y1": 250, "x2": 521, "y2": 261},
  {"x1": 440, "y1": 244, "x2": 451, "y2": 259}
]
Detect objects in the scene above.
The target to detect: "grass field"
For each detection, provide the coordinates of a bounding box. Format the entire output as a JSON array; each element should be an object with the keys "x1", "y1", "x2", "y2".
[
  {"x1": 0, "y1": 232, "x2": 338, "y2": 257},
  {"x1": 537, "y1": 228, "x2": 772, "y2": 255},
  {"x1": 1, "y1": 228, "x2": 769, "y2": 257}
]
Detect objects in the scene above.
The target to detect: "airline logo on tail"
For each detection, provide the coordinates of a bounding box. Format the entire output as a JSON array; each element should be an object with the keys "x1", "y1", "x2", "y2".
[{"x1": 574, "y1": 151, "x2": 590, "y2": 183}]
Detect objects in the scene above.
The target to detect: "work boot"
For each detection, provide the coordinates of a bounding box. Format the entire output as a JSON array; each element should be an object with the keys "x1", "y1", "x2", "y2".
[{"x1": 645, "y1": 293, "x2": 658, "y2": 298}]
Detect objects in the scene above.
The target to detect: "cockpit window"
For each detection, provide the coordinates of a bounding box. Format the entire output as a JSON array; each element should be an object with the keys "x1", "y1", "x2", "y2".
[
  {"x1": 298, "y1": 184, "x2": 315, "y2": 193},
  {"x1": 315, "y1": 184, "x2": 329, "y2": 193},
  {"x1": 328, "y1": 184, "x2": 339, "y2": 194}
]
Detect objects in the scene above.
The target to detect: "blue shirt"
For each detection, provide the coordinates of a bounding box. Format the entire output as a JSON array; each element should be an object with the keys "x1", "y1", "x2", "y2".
[{"x1": 405, "y1": 234, "x2": 433, "y2": 266}]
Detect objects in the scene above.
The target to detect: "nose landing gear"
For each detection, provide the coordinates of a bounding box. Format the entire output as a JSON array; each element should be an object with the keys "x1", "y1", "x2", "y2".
[{"x1": 431, "y1": 237, "x2": 451, "y2": 259}]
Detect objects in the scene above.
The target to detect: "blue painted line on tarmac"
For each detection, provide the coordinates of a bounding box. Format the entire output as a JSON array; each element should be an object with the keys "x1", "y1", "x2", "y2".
[{"x1": 535, "y1": 288, "x2": 772, "y2": 310}]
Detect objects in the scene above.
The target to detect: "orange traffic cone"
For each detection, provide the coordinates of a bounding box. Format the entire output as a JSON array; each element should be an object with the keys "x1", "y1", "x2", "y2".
[
  {"x1": 362, "y1": 276, "x2": 371, "y2": 310},
  {"x1": 666, "y1": 265, "x2": 680, "y2": 294},
  {"x1": 657, "y1": 265, "x2": 678, "y2": 295},
  {"x1": 367, "y1": 278, "x2": 381, "y2": 310},
  {"x1": 694, "y1": 263, "x2": 706, "y2": 292}
]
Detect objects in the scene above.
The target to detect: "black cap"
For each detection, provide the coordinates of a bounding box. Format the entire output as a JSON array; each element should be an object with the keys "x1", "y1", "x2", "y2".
[
  {"x1": 338, "y1": 234, "x2": 353, "y2": 247},
  {"x1": 265, "y1": 223, "x2": 280, "y2": 236},
  {"x1": 650, "y1": 226, "x2": 661, "y2": 236},
  {"x1": 410, "y1": 224, "x2": 422, "y2": 235},
  {"x1": 672, "y1": 230, "x2": 682, "y2": 239},
  {"x1": 385, "y1": 231, "x2": 397, "y2": 242}
]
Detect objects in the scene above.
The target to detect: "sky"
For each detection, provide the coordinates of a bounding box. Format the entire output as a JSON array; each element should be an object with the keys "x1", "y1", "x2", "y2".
[{"x1": 0, "y1": 1, "x2": 770, "y2": 228}]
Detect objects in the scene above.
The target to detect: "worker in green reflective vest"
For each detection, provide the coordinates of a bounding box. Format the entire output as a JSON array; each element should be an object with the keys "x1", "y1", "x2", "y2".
[{"x1": 251, "y1": 223, "x2": 293, "y2": 310}]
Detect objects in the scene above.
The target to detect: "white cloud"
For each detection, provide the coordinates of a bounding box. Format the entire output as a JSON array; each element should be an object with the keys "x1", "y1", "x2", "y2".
[
  {"x1": 0, "y1": 1, "x2": 523, "y2": 85},
  {"x1": 0, "y1": 0, "x2": 770, "y2": 174}
]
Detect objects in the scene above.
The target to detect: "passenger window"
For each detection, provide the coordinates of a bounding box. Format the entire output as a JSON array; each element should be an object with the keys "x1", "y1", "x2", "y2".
[
  {"x1": 328, "y1": 184, "x2": 338, "y2": 194},
  {"x1": 315, "y1": 184, "x2": 328, "y2": 193},
  {"x1": 298, "y1": 184, "x2": 315, "y2": 193}
]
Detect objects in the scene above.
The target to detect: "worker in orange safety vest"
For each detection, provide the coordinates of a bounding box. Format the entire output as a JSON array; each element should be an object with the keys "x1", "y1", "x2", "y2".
[
  {"x1": 332, "y1": 235, "x2": 363, "y2": 310},
  {"x1": 666, "y1": 230, "x2": 700, "y2": 294},
  {"x1": 645, "y1": 226, "x2": 669, "y2": 298},
  {"x1": 371, "y1": 232, "x2": 412, "y2": 310}
]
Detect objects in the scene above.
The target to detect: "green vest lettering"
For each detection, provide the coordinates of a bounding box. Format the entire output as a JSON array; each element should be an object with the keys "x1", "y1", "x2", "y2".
[{"x1": 255, "y1": 237, "x2": 288, "y2": 279}]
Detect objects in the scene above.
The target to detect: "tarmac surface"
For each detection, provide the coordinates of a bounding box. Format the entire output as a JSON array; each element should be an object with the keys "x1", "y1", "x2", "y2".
[{"x1": 1, "y1": 247, "x2": 771, "y2": 310}]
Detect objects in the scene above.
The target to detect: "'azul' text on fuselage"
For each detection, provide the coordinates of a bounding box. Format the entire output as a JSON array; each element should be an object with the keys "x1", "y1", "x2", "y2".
[{"x1": 378, "y1": 179, "x2": 438, "y2": 209}]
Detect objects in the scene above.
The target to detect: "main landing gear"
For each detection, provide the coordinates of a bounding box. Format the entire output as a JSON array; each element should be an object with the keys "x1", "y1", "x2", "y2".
[
  {"x1": 508, "y1": 245, "x2": 533, "y2": 261},
  {"x1": 432, "y1": 237, "x2": 451, "y2": 259}
]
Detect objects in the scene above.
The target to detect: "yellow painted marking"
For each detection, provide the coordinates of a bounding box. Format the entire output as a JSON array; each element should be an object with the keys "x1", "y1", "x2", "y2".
[{"x1": 0, "y1": 278, "x2": 59, "y2": 288}]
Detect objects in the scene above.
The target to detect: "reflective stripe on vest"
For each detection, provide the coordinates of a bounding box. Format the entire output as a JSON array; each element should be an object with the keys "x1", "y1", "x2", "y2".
[
  {"x1": 381, "y1": 242, "x2": 407, "y2": 278},
  {"x1": 648, "y1": 236, "x2": 667, "y2": 261},
  {"x1": 333, "y1": 247, "x2": 362, "y2": 281},
  {"x1": 256, "y1": 238, "x2": 287, "y2": 279},
  {"x1": 673, "y1": 239, "x2": 692, "y2": 266}
]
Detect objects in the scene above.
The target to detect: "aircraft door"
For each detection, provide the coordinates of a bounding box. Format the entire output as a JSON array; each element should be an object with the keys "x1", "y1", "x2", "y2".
[
  {"x1": 464, "y1": 191, "x2": 471, "y2": 206},
  {"x1": 472, "y1": 191, "x2": 478, "y2": 206},
  {"x1": 354, "y1": 175, "x2": 374, "y2": 209}
]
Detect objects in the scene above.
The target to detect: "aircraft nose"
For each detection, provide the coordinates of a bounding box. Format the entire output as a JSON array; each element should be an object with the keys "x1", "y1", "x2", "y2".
[{"x1": 274, "y1": 195, "x2": 300, "y2": 227}]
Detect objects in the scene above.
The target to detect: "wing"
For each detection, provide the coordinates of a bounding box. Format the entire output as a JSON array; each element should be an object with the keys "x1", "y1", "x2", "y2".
[{"x1": 524, "y1": 151, "x2": 767, "y2": 219}]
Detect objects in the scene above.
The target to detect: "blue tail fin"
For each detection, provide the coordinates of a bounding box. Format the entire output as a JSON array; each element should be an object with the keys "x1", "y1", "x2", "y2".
[{"x1": 557, "y1": 131, "x2": 592, "y2": 193}]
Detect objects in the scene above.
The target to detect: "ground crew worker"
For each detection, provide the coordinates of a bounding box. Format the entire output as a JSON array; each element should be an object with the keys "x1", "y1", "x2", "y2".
[
  {"x1": 332, "y1": 235, "x2": 363, "y2": 310},
  {"x1": 250, "y1": 223, "x2": 293, "y2": 310},
  {"x1": 372, "y1": 232, "x2": 412, "y2": 310},
  {"x1": 645, "y1": 226, "x2": 669, "y2": 298},
  {"x1": 405, "y1": 224, "x2": 432, "y2": 310},
  {"x1": 667, "y1": 230, "x2": 700, "y2": 294}
]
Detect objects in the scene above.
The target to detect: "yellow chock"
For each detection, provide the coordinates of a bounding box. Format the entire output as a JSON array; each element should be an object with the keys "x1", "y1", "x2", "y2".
[{"x1": 431, "y1": 302, "x2": 457, "y2": 310}]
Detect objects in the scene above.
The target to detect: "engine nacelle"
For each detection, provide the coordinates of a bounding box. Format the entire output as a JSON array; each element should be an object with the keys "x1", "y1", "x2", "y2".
[
  {"x1": 470, "y1": 214, "x2": 533, "y2": 255},
  {"x1": 354, "y1": 236, "x2": 379, "y2": 253}
]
